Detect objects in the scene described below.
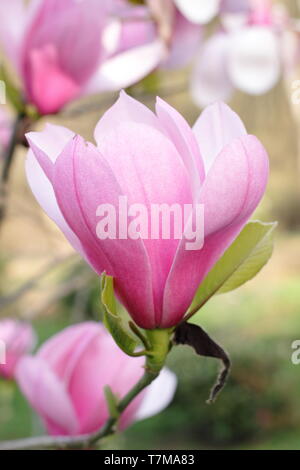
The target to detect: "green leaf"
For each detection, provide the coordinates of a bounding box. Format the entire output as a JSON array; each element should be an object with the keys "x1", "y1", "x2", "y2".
[
  {"x1": 101, "y1": 274, "x2": 138, "y2": 356},
  {"x1": 190, "y1": 220, "x2": 277, "y2": 312}
]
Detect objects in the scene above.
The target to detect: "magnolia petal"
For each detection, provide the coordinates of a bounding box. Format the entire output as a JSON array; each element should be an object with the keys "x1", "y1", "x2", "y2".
[
  {"x1": 16, "y1": 357, "x2": 79, "y2": 435},
  {"x1": 193, "y1": 101, "x2": 247, "y2": 173},
  {"x1": 190, "y1": 33, "x2": 233, "y2": 109},
  {"x1": 162, "y1": 12, "x2": 202, "y2": 69},
  {"x1": 135, "y1": 368, "x2": 177, "y2": 421},
  {"x1": 27, "y1": 45, "x2": 81, "y2": 114},
  {"x1": 85, "y1": 40, "x2": 166, "y2": 94},
  {"x1": 38, "y1": 322, "x2": 104, "y2": 386},
  {"x1": 162, "y1": 135, "x2": 269, "y2": 327},
  {"x1": 22, "y1": 0, "x2": 106, "y2": 84},
  {"x1": 52, "y1": 136, "x2": 157, "y2": 328},
  {"x1": 155, "y1": 96, "x2": 204, "y2": 196},
  {"x1": 94, "y1": 91, "x2": 162, "y2": 143},
  {"x1": 93, "y1": 128, "x2": 192, "y2": 325},
  {"x1": 25, "y1": 125, "x2": 84, "y2": 256},
  {"x1": 116, "y1": 5, "x2": 157, "y2": 52},
  {"x1": 228, "y1": 26, "x2": 281, "y2": 95},
  {"x1": 27, "y1": 123, "x2": 74, "y2": 163},
  {"x1": 94, "y1": 93, "x2": 193, "y2": 326}
]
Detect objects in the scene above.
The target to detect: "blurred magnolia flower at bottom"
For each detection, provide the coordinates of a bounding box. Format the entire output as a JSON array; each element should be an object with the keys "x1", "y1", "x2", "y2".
[
  {"x1": 0, "y1": 319, "x2": 36, "y2": 379},
  {"x1": 190, "y1": 26, "x2": 282, "y2": 107},
  {"x1": 16, "y1": 322, "x2": 177, "y2": 436},
  {"x1": 0, "y1": 108, "x2": 12, "y2": 153}
]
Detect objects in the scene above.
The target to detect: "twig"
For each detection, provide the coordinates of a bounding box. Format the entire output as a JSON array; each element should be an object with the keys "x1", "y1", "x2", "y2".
[
  {"x1": 0, "y1": 254, "x2": 77, "y2": 309},
  {"x1": 22, "y1": 271, "x2": 94, "y2": 318},
  {"x1": 0, "y1": 112, "x2": 26, "y2": 227}
]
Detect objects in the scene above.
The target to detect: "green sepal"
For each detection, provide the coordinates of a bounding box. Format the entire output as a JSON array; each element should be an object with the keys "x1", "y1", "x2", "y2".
[
  {"x1": 100, "y1": 273, "x2": 139, "y2": 356},
  {"x1": 189, "y1": 220, "x2": 277, "y2": 313},
  {"x1": 104, "y1": 385, "x2": 119, "y2": 420}
]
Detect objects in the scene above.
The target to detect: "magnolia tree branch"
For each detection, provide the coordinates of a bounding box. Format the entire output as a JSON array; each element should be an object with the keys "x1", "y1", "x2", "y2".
[
  {"x1": 0, "y1": 112, "x2": 28, "y2": 227},
  {"x1": 0, "y1": 254, "x2": 78, "y2": 309},
  {"x1": 0, "y1": 359, "x2": 159, "y2": 450}
]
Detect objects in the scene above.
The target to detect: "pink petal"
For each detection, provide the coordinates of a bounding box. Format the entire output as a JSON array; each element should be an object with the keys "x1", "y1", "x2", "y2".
[
  {"x1": 155, "y1": 96, "x2": 205, "y2": 197},
  {"x1": 0, "y1": 320, "x2": 36, "y2": 378},
  {"x1": 26, "y1": 45, "x2": 81, "y2": 114},
  {"x1": 38, "y1": 323, "x2": 103, "y2": 384},
  {"x1": 69, "y1": 331, "x2": 145, "y2": 434},
  {"x1": 161, "y1": 135, "x2": 269, "y2": 327},
  {"x1": 52, "y1": 136, "x2": 156, "y2": 328},
  {"x1": 27, "y1": 123, "x2": 74, "y2": 163},
  {"x1": 94, "y1": 91, "x2": 162, "y2": 140},
  {"x1": 25, "y1": 125, "x2": 84, "y2": 256},
  {"x1": 85, "y1": 40, "x2": 166, "y2": 93},
  {"x1": 21, "y1": 0, "x2": 107, "y2": 111},
  {"x1": 227, "y1": 26, "x2": 281, "y2": 95},
  {"x1": 92, "y1": 95, "x2": 193, "y2": 326},
  {"x1": 162, "y1": 12, "x2": 202, "y2": 69},
  {"x1": 190, "y1": 33, "x2": 233, "y2": 109},
  {"x1": 23, "y1": 0, "x2": 107, "y2": 82},
  {"x1": 193, "y1": 101, "x2": 247, "y2": 173},
  {"x1": 116, "y1": 6, "x2": 157, "y2": 52},
  {"x1": 16, "y1": 357, "x2": 79, "y2": 435}
]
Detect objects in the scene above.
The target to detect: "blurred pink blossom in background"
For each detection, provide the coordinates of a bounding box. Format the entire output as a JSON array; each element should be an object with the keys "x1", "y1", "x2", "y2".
[
  {"x1": 145, "y1": 0, "x2": 202, "y2": 69},
  {"x1": 16, "y1": 322, "x2": 177, "y2": 436},
  {"x1": 0, "y1": 0, "x2": 166, "y2": 115},
  {"x1": 25, "y1": 92, "x2": 269, "y2": 329},
  {"x1": 190, "y1": 0, "x2": 296, "y2": 107},
  {"x1": 0, "y1": 319, "x2": 36, "y2": 379}
]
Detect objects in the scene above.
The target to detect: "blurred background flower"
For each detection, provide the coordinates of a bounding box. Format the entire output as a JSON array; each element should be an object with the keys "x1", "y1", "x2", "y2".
[
  {"x1": 190, "y1": 0, "x2": 298, "y2": 106},
  {"x1": 0, "y1": 0, "x2": 165, "y2": 115},
  {"x1": 16, "y1": 322, "x2": 177, "y2": 436},
  {"x1": 0, "y1": 319, "x2": 36, "y2": 379}
]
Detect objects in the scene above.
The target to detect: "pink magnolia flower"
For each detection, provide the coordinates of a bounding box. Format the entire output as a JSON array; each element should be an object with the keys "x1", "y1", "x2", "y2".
[
  {"x1": 0, "y1": 0, "x2": 165, "y2": 115},
  {"x1": 0, "y1": 108, "x2": 12, "y2": 154},
  {"x1": 16, "y1": 322, "x2": 177, "y2": 436},
  {"x1": 25, "y1": 92, "x2": 269, "y2": 329},
  {"x1": 0, "y1": 319, "x2": 36, "y2": 379},
  {"x1": 191, "y1": 0, "x2": 290, "y2": 107}
]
